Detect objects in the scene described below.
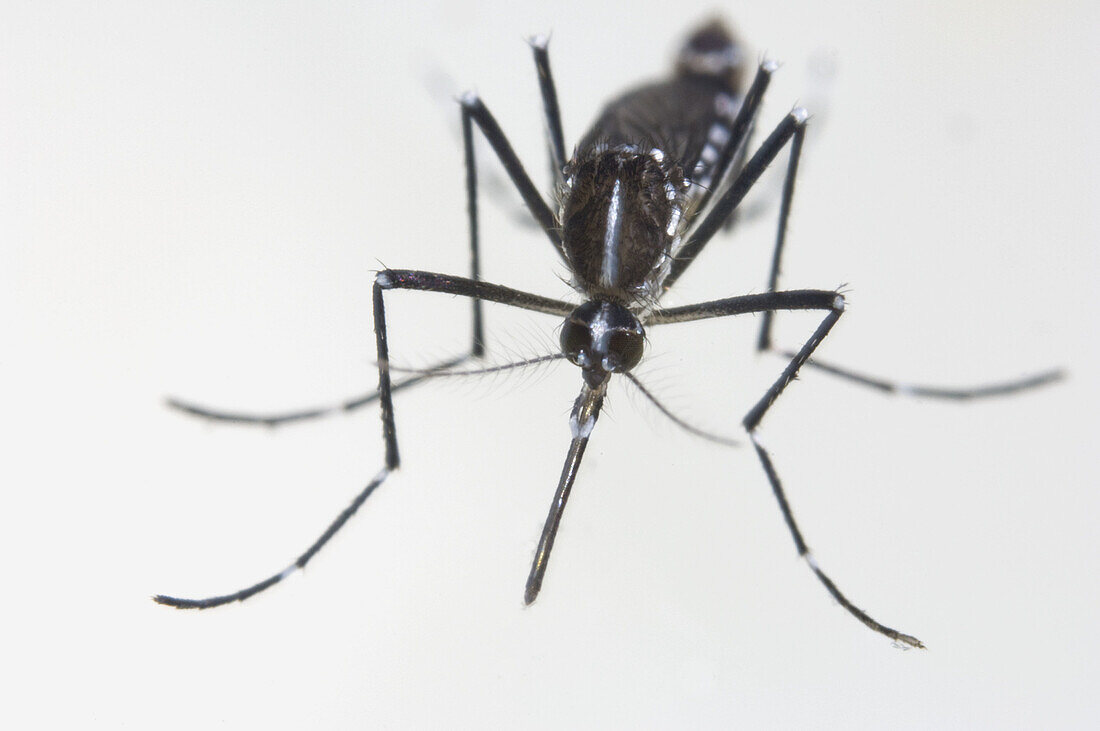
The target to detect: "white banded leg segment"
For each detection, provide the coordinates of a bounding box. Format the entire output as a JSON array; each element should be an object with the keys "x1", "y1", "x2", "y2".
[
  {"x1": 747, "y1": 429, "x2": 924, "y2": 648},
  {"x1": 153, "y1": 467, "x2": 393, "y2": 609}
]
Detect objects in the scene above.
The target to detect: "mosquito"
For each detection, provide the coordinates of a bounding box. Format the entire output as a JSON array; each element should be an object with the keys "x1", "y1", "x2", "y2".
[{"x1": 156, "y1": 20, "x2": 1062, "y2": 648}]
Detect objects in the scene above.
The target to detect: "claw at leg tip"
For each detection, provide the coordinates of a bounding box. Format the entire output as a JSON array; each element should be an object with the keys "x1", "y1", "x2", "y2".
[{"x1": 896, "y1": 633, "x2": 926, "y2": 650}]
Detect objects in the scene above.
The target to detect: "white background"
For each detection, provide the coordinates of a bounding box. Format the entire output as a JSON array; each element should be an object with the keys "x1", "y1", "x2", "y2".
[{"x1": 3, "y1": 1, "x2": 1097, "y2": 728}]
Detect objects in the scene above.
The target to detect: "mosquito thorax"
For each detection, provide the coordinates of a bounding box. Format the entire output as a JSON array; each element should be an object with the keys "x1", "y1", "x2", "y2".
[
  {"x1": 560, "y1": 146, "x2": 685, "y2": 301},
  {"x1": 560, "y1": 299, "x2": 645, "y2": 389}
]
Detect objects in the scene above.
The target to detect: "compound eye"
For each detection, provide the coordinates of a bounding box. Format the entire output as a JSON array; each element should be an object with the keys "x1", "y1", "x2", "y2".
[
  {"x1": 560, "y1": 319, "x2": 590, "y2": 365},
  {"x1": 606, "y1": 328, "x2": 644, "y2": 372}
]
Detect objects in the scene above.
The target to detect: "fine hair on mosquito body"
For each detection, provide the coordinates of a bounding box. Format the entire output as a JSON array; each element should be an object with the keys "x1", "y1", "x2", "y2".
[{"x1": 156, "y1": 19, "x2": 1063, "y2": 649}]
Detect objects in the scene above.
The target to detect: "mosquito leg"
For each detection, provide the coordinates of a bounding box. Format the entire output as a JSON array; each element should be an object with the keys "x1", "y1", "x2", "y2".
[
  {"x1": 373, "y1": 270, "x2": 627, "y2": 607},
  {"x1": 741, "y1": 296, "x2": 925, "y2": 648},
  {"x1": 742, "y1": 295, "x2": 844, "y2": 433},
  {"x1": 374, "y1": 269, "x2": 574, "y2": 317},
  {"x1": 164, "y1": 357, "x2": 468, "y2": 427},
  {"x1": 692, "y1": 107, "x2": 806, "y2": 252},
  {"x1": 748, "y1": 125, "x2": 1062, "y2": 401},
  {"x1": 376, "y1": 267, "x2": 577, "y2": 568},
  {"x1": 777, "y1": 352, "x2": 1065, "y2": 400},
  {"x1": 755, "y1": 118, "x2": 806, "y2": 352},
  {"x1": 167, "y1": 85, "x2": 552, "y2": 430},
  {"x1": 529, "y1": 35, "x2": 566, "y2": 187},
  {"x1": 373, "y1": 268, "x2": 575, "y2": 470},
  {"x1": 525, "y1": 385, "x2": 604, "y2": 604},
  {"x1": 746, "y1": 433, "x2": 923, "y2": 648},
  {"x1": 740, "y1": 106, "x2": 1063, "y2": 398},
  {"x1": 692, "y1": 59, "x2": 775, "y2": 218},
  {"x1": 154, "y1": 286, "x2": 408, "y2": 607},
  {"x1": 167, "y1": 110, "x2": 498, "y2": 428},
  {"x1": 645, "y1": 288, "x2": 842, "y2": 326},
  {"x1": 664, "y1": 108, "x2": 808, "y2": 292},
  {"x1": 460, "y1": 93, "x2": 566, "y2": 261},
  {"x1": 649, "y1": 289, "x2": 922, "y2": 646},
  {"x1": 156, "y1": 271, "x2": 572, "y2": 608},
  {"x1": 461, "y1": 103, "x2": 487, "y2": 357},
  {"x1": 154, "y1": 467, "x2": 392, "y2": 609}
]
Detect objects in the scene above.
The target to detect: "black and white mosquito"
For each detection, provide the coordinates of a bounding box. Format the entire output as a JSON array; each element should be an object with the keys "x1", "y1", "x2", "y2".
[{"x1": 157, "y1": 21, "x2": 1062, "y2": 648}]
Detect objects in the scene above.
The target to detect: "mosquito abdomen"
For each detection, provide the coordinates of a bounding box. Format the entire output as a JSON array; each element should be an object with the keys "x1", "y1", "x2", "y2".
[{"x1": 675, "y1": 18, "x2": 745, "y2": 91}]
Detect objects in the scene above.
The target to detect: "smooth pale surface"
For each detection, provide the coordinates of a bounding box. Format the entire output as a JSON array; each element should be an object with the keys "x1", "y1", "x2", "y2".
[{"x1": 3, "y1": 1, "x2": 1096, "y2": 728}]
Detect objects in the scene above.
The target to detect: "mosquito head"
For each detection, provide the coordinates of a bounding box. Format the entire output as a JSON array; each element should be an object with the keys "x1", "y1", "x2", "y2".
[{"x1": 560, "y1": 300, "x2": 645, "y2": 389}]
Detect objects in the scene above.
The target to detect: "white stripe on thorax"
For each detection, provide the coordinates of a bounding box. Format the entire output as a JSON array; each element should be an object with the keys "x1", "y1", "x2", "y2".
[{"x1": 600, "y1": 178, "x2": 623, "y2": 288}]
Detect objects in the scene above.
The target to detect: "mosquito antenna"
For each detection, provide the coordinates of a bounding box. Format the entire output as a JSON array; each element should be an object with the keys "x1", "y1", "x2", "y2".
[
  {"x1": 622, "y1": 372, "x2": 740, "y2": 447},
  {"x1": 385, "y1": 353, "x2": 567, "y2": 378}
]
